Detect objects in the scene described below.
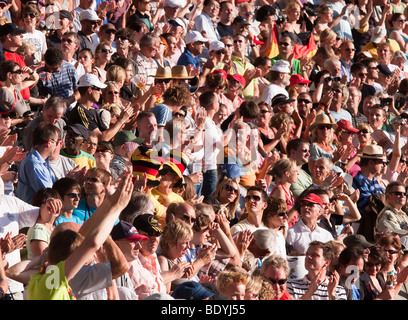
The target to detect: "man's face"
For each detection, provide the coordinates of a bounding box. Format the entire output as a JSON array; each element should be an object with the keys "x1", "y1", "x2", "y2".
[
  {"x1": 245, "y1": 190, "x2": 267, "y2": 215},
  {"x1": 144, "y1": 39, "x2": 160, "y2": 58},
  {"x1": 42, "y1": 107, "x2": 63, "y2": 125},
  {"x1": 233, "y1": 35, "x2": 247, "y2": 54},
  {"x1": 116, "y1": 33, "x2": 130, "y2": 50},
  {"x1": 116, "y1": 239, "x2": 143, "y2": 262},
  {"x1": 305, "y1": 245, "x2": 328, "y2": 273},
  {"x1": 299, "y1": 201, "x2": 321, "y2": 224},
  {"x1": 99, "y1": 28, "x2": 116, "y2": 43},
  {"x1": 164, "y1": 5, "x2": 179, "y2": 19},
  {"x1": 172, "y1": 204, "x2": 196, "y2": 227},
  {"x1": 61, "y1": 35, "x2": 78, "y2": 54},
  {"x1": 8, "y1": 32, "x2": 23, "y2": 47},
  {"x1": 138, "y1": 116, "x2": 157, "y2": 141},
  {"x1": 64, "y1": 128, "x2": 84, "y2": 151},
  {"x1": 279, "y1": 36, "x2": 294, "y2": 55},
  {"x1": 378, "y1": 46, "x2": 392, "y2": 62},
  {"x1": 138, "y1": 230, "x2": 161, "y2": 256},
  {"x1": 166, "y1": 36, "x2": 178, "y2": 56},
  {"x1": 367, "y1": 62, "x2": 379, "y2": 80},
  {"x1": 82, "y1": 19, "x2": 99, "y2": 34},
  {"x1": 297, "y1": 94, "x2": 312, "y2": 115},
  {"x1": 46, "y1": 62, "x2": 63, "y2": 73},
  {"x1": 191, "y1": 40, "x2": 205, "y2": 56},
  {"x1": 347, "y1": 88, "x2": 361, "y2": 110},
  {"x1": 368, "y1": 108, "x2": 386, "y2": 129},
  {"x1": 340, "y1": 42, "x2": 355, "y2": 61},
  {"x1": 312, "y1": 159, "x2": 330, "y2": 183},
  {"x1": 220, "y1": 2, "x2": 234, "y2": 22},
  {"x1": 386, "y1": 185, "x2": 407, "y2": 208},
  {"x1": 84, "y1": 172, "x2": 106, "y2": 196}
]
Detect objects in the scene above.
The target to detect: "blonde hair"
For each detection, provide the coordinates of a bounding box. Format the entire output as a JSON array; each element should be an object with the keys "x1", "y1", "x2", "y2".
[
  {"x1": 216, "y1": 270, "x2": 247, "y2": 295},
  {"x1": 214, "y1": 177, "x2": 240, "y2": 220},
  {"x1": 106, "y1": 65, "x2": 126, "y2": 84},
  {"x1": 159, "y1": 219, "x2": 193, "y2": 256}
]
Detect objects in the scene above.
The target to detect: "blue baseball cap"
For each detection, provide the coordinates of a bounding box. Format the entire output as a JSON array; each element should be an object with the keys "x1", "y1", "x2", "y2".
[{"x1": 171, "y1": 281, "x2": 214, "y2": 300}]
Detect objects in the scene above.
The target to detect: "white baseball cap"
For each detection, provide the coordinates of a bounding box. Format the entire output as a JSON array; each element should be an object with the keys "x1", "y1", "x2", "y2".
[
  {"x1": 209, "y1": 40, "x2": 225, "y2": 52},
  {"x1": 78, "y1": 73, "x2": 107, "y2": 89},
  {"x1": 185, "y1": 31, "x2": 209, "y2": 44},
  {"x1": 271, "y1": 60, "x2": 291, "y2": 73},
  {"x1": 164, "y1": 0, "x2": 186, "y2": 8},
  {"x1": 79, "y1": 9, "x2": 101, "y2": 21}
]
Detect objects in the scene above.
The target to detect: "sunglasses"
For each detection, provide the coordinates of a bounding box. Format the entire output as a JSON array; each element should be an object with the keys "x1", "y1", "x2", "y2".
[
  {"x1": 91, "y1": 86, "x2": 102, "y2": 92},
  {"x1": 276, "y1": 212, "x2": 288, "y2": 217},
  {"x1": 156, "y1": 79, "x2": 171, "y2": 84},
  {"x1": 234, "y1": 39, "x2": 243, "y2": 44},
  {"x1": 225, "y1": 44, "x2": 233, "y2": 48},
  {"x1": 10, "y1": 69, "x2": 22, "y2": 74},
  {"x1": 385, "y1": 249, "x2": 399, "y2": 255},
  {"x1": 173, "y1": 112, "x2": 186, "y2": 117},
  {"x1": 24, "y1": 13, "x2": 36, "y2": 19},
  {"x1": 279, "y1": 42, "x2": 290, "y2": 47},
  {"x1": 260, "y1": 109, "x2": 270, "y2": 114},
  {"x1": 389, "y1": 191, "x2": 407, "y2": 196},
  {"x1": 266, "y1": 277, "x2": 287, "y2": 285},
  {"x1": 245, "y1": 195, "x2": 261, "y2": 202},
  {"x1": 62, "y1": 38, "x2": 73, "y2": 44},
  {"x1": 117, "y1": 35, "x2": 128, "y2": 41},
  {"x1": 301, "y1": 148, "x2": 310, "y2": 153},
  {"x1": 100, "y1": 48, "x2": 113, "y2": 53},
  {"x1": 182, "y1": 214, "x2": 196, "y2": 223},
  {"x1": 345, "y1": 48, "x2": 356, "y2": 52},
  {"x1": 107, "y1": 90, "x2": 119, "y2": 95},
  {"x1": 297, "y1": 98, "x2": 311, "y2": 104},
  {"x1": 104, "y1": 30, "x2": 116, "y2": 34},
  {"x1": 224, "y1": 184, "x2": 238, "y2": 193},
  {"x1": 358, "y1": 73, "x2": 368, "y2": 78},
  {"x1": 215, "y1": 50, "x2": 226, "y2": 55},
  {"x1": 317, "y1": 125, "x2": 332, "y2": 130},
  {"x1": 331, "y1": 88, "x2": 342, "y2": 93},
  {"x1": 359, "y1": 129, "x2": 369, "y2": 134},
  {"x1": 1, "y1": 114, "x2": 14, "y2": 118},
  {"x1": 400, "y1": 159, "x2": 408, "y2": 164},
  {"x1": 65, "y1": 192, "x2": 81, "y2": 198}
]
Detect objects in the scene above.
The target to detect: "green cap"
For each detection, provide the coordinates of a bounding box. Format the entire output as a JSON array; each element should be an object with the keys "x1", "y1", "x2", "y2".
[{"x1": 113, "y1": 130, "x2": 144, "y2": 146}]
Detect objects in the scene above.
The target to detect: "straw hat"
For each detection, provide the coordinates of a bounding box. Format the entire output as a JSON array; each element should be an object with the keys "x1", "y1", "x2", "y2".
[
  {"x1": 171, "y1": 65, "x2": 195, "y2": 80},
  {"x1": 151, "y1": 66, "x2": 172, "y2": 79},
  {"x1": 357, "y1": 144, "x2": 386, "y2": 160},
  {"x1": 309, "y1": 113, "x2": 337, "y2": 131}
]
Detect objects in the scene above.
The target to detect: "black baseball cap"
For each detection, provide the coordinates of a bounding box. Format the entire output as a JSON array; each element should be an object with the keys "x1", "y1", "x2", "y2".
[{"x1": 0, "y1": 23, "x2": 26, "y2": 37}]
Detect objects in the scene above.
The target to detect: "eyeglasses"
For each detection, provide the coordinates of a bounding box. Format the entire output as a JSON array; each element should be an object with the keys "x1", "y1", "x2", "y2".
[
  {"x1": 1, "y1": 114, "x2": 13, "y2": 118},
  {"x1": 260, "y1": 109, "x2": 270, "y2": 114},
  {"x1": 224, "y1": 184, "x2": 238, "y2": 193},
  {"x1": 117, "y1": 35, "x2": 128, "y2": 41},
  {"x1": 181, "y1": 214, "x2": 196, "y2": 223},
  {"x1": 225, "y1": 44, "x2": 233, "y2": 48},
  {"x1": 107, "y1": 91, "x2": 119, "y2": 95},
  {"x1": 91, "y1": 86, "x2": 102, "y2": 92},
  {"x1": 245, "y1": 195, "x2": 261, "y2": 202},
  {"x1": 104, "y1": 30, "x2": 116, "y2": 34},
  {"x1": 23, "y1": 13, "x2": 36, "y2": 19},
  {"x1": 385, "y1": 249, "x2": 399, "y2": 255},
  {"x1": 276, "y1": 212, "x2": 288, "y2": 217},
  {"x1": 331, "y1": 88, "x2": 342, "y2": 93},
  {"x1": 62, "y1": 38, "x2": 74, "y2": 44},
  {"x1": 266, "y1": 277, "x2": 287, "y2": 285},
  {"x1": 389, "y1": 191, "x2": 407, "y2": 196},
  {"x1": 173, "y1": 112, "x2": 186, "y2": 117},
  {"x1": 10, "y1": 69, "x2": 22, "y2": 74},
  {"x1": 65, "y1": 192, "x2": 81, "y2": 198},
  {"x1": 345, "y1": 48, "x2": 356, "y2": 52},
  {"x1": 317, "y1": 125, "x2": 332, "y2": 130},
  {"x1": 358, "y1": 73, "x2": 368, "y2": 77},
  {"x1": 100, "y1": 48, "x2": 113, "y2": 53},
  {"x1": 279, "y1": 42, "x2": 290, "y2": 47},
  {"x1": 297, "y1": 98, "x2": 311, "y2": 104},
  {"x1": 359, "y1": 129, "x2": 370, "y2": 134},
  {"x1": 234, "y1": 39, "x2": 243, "y2": 44}
]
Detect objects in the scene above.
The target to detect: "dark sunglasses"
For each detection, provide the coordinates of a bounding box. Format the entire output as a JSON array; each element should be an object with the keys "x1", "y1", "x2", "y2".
[
  {"x1": 276, "y1": 212, "x2": 287, "y2": 217},
  {"x1": 23, "y1": 13, "x2": 36, "y2": 19},
  {"x1": 65, "y1": 192, "x2": 81, "y2": 198},
  {"x1": 156, "y1": 79, "x2": 171, "y2": 84},
  {"x1": 117, "y1": 35, "x2": 128, "y2": 41},
  {"x1": 400, "y1": 159, "x2": 408, "y2": 164},
  {"x1": 385, "y1": 249, "x2": 399, "y2": 255},
  {"x1": 331, "y1": 88, "x2": 342, "y2": 93},
  {"x1": 62, "y1": 38, "x2": 73, "y2": 44},
  {"x1": 104, "y1": 30, "x2": 116, "y2": 34},
  {"x1": 107, "y1": 90, "x2": 119, "y2": 95},
  {"x1": 389, "y1": 191, "x2": 407, "y2": 196},
  {"x1": 266, "y1": 277, "x2": 287, "y2": 285},
  {"x1": 91, "y1": 86, "x2": 102, "y2": 92},
  {"x1": 182, "y1": 214, "x2": 196, "y2": 223},
  {"x1": 297, "y1": 98, "x2": 311, "y2": 104},
  {"x1": 318, "y1": 125, "x2": 332, "y2": 130},
  {"x1": 225, "y1": 44, "x2": 233, "y2": 48},
  {"x1": 234, "y1": 39, "x2": 243, "y2": 44},
  {"x1": 85, "y1": 177, "x2": 102, "y2": 183},
  {"x1": 1, "y1": 114, "x2": 13, "y2": 119},
  {"x1": 279, "y1": 42, "x2": 290, "y2": 47},
  {"x1": 224, "y1": 184, "x2": 238, "y2": 193},
  {"x1": 358, "y1": 73, "x2": 368, "y2": 78},
  {"x1": 173, "y1": 112, "x2": 186, "y2": 117},
  {"x1": 359, "y1": 129, "x2": 369, "y2": 134},
  {"x1": 10, "y1": 69, "x2": 22, "y2": 74},
  {"x1": 100, "y1": 48, "x2": 113, "y2": 53},
  {"x1": 215, "y1": 50, "x2": 226, "y2": 55},
  {"x1": 245, "y1": 195, "x2": 261, "y2": 202}
]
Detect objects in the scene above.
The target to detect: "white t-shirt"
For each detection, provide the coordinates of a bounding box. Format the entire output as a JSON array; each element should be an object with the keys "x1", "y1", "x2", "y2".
[
  {"x1": 22, "y1": 30, "x2": 47, "y2": 63},
  {"x1": 203, "y1": 116, "x2": 223, "y2": 171},
  {"x1": 0, "y1": 195, "x2": 39, "y2": 293}
]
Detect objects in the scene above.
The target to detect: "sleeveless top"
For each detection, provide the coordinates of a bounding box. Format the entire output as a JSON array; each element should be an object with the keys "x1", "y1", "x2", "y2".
[{"x1": 270, "y1": 183, "x2": 299, "y2": 228}]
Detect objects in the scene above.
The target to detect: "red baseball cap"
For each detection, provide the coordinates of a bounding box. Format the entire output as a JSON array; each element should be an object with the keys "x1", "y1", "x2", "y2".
[
  {"x1": 336, "y1": 119, "x2": 359, "y2": 133},
  {"x1": 299, "y1": 193, "x2": 323, "y2": 207},
  {"x1": 227, "y1": 74, "x2": 246, "y2": 87},
  {"x1": 289, "y1": 74, "x2": 311, "y2": 87}
]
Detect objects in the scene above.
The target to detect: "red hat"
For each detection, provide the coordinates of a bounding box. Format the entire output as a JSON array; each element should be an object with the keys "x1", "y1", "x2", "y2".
[
  {"x1": 227, "y1": 74, "x2": 246, "y2": 87},
  {"x1": 336, "y1": 119, "x2": 359, "y2": 133},
  {"x1": 289, "y1": 74, "x2": 311, "y2": 87},
  {"x1": 299, "y1": 193, "x2": 323, "y2": 207},
  {"x1": 212, "y1": 69, "x2": 228, "y2": 80}
]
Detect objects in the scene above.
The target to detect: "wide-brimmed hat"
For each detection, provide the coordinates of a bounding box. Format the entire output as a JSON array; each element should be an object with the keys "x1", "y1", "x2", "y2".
[
  {"x1": 371, "y1": 26, "x2": 386, "y2": 43},
  {"x1": 357, "y1": 144, "x2": 386, "y2": 160},
  {"x1": 171, "y1": 65, "x2": 195, "y2": 80},
  {"x1": 309, "y1": 113, "x2": 338, "y2": 131},
  {"x1": 151, "y1": 66, "x2": 173, "y2": 79}
]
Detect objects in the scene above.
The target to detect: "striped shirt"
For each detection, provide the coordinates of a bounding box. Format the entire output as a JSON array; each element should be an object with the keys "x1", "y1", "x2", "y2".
[
  {"x1": 352, "y1": 171, "x2": 385, "y2": 214},
  {"x1": 39, "y1": 61, "x2": 78, "y2": 99},
  {"x1": 287, "y1": 276, "x2": 347, "y2": 300}
]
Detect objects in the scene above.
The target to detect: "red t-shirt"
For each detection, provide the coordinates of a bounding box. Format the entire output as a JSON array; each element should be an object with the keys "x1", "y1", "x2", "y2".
[{"x1": 4, "y1": 50, "x2": 30, "y2": 100}]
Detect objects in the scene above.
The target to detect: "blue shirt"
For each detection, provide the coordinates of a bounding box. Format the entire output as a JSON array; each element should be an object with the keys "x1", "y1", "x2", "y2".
[
  {"x1": 39, "y1": 61, "x2": 78, "y2": 99},
  {"x1": 16, "y1": 148, "x2": 56, "y2": 204},
  {"x1": 150, "y1": 103, "x2": 172, "y2": 127},
  {"x1": 177, "y1": 49, "x2": 201, "y2": 73},
  {"x1": 54, "y1": 215, "x2": 83, "y2": 226},
  {"x1": 73, "y1": 198, "x2": 119, "y2": 225},
  {"x1": 352, "y1": 171, "x2": 385, "y2": 213}
]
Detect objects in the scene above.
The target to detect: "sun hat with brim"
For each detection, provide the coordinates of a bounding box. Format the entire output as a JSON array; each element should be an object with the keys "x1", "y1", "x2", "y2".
[
  {"x1": 336, "y1": 119, "x2": 359, "y2": 133},
  {"x1": 151, "y1": 66, "x2": 173, "y2": 79},
  {"x1": 357, "y1": 144, "x2": 386, "y2": 160},
  {"x1": 79, "y1": 9, "x2": 101, "y2": 21},
  {"x1": 309, "y1": 113, "x2": 338, "y2": 131},
  {"x1": 171, "y1": 65, "x2": 195, "y2": 80},
  {"x1": 131, "y1": 146, "x2": 166, "y2": 187},
  {"x1": 171, "y1": 281, "x2": 214, "y2": 300}
]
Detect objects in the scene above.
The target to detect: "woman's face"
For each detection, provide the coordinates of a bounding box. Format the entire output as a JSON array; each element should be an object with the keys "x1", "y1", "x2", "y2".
[
  {"x1": 340, "y1": 130, "x2": 355, "y2": 145},
  {"x1": 9, "y1": 66, "x2": 23, "y2": 85},
  {"x1": 265, "y1": 211, "x2": 288, "y2": 229},
  {"x1": 219, "y1": 182, "x2": 238, "y2": 204},
  {"x1": 316, "y1": 125, "x2": 333, "y2": 141},
  {"x1": 97, "y1": 45, "x2": 113, "y2": 63},
  {"x1": 0, "y1": 114, "x2": 12, "y2": 129},
  {"x1": 124, "y1": 64, "x2": 134, "y2": 83},
  {"x1": 171, "y1": 238, "x2": 191, "y2": 258},
  {"x1": 258, "y1": 105, "x2": 272, "y2": 125},
  {"x1": 364, "y1": 257, "x2": 382, "y2": 276},
  {"x1": 321, "y1": 9, "x2": 333, "y2": 23},
  {"x1": 357, "y1": 129, "x2": 371, "y2": 144},
  {"x1": 382, "y1": 244, "x2": 400, "y2": 266},
  {"x1": 287, "y1": 5, "x2": 301, "y2": 22},
  {"x1": 103, "y1": 85, "x2": 120, "y2": 104},
  {"x1": 23, "y1": 12, "x2": 37, "y2": 27}
]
